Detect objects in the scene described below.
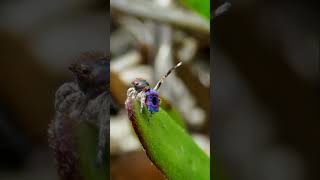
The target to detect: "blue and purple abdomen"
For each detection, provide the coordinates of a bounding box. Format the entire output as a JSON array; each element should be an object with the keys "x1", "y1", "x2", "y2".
[{"x1": 145, "y1": 90, "x2": 160, "y2": 112}]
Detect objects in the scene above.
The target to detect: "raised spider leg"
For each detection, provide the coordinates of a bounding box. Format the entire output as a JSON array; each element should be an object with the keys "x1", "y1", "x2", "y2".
[
  {"x1": 57, "y1": 91, "x2": 83, "y2": 115},
  {"x1": 55, "y1": 82, "x2": 79, "y2": 112},
  {"x1": 153, "y1": 61, "x2": 182, "y2": 91}
]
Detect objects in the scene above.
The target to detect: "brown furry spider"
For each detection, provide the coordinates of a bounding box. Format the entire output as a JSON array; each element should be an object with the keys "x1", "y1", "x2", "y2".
[{"x1": 51, "y1": 52, "x2": 109, "y2": 167}]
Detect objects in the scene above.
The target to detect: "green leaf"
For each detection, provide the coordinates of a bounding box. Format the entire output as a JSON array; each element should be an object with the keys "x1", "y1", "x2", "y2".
[
  {"x1": 179, "y1": 0, "x2": 210, "y2": 20},
  {"x1": 159, "y1": 97, "x2": 185, "y2": 128},
  {"x1": 127, "y1": 100, "x2": 210, "y2": 180}
]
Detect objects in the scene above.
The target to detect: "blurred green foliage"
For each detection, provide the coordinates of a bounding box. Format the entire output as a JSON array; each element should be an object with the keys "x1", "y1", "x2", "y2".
[
  {"x1": 159, "y1": 97, "x2": 185, "y2": 128},
  {"x1": 179, "y1": 0, "x2": 210, "y2": 20}
]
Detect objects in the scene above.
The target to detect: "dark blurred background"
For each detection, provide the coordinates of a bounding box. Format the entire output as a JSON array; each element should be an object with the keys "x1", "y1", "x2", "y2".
[
  {"x1": 0, "y1": 0, "x2": 107, "y2": 179},
  {"x1": 213, "y1": 1, "x2": 319, "y2": 180}
]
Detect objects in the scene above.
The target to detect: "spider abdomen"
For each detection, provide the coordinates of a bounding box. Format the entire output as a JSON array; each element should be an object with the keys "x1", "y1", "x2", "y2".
[{"x1": 145, "y1": 90, "x2": 160, "y2": 112}]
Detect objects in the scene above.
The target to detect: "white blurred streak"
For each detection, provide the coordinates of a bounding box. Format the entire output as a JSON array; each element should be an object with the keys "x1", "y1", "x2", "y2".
[
  {"x1": 111, "y1": 51, "x2": 142, "y2": 73},
  {"x1": 187, "y1": 108, "x2": 206, "y2": 128},
  {"x1": 176, "y1": 36, "x2": 198, "y2": 63},
  {"x1": 110, "y1": 0, "x2": 209, "y2": 33},
  {"x1": 110, "y1": 111, "x2": 141, "y2": 154},
  {"x1": 154, "y1": 0, "x2": 171, "y2": 7},
  {"x1": 191, "y1": 61, "x2": 210, "y2": 88},
  {"x1": 120, "y1": 65, "x2": 152, "y2": 85},
  {"x1": 118, "y1": 17, "x2": 154, "y2": 47},
  {"x1": 192, "y1": 134, "x2": 210, "y2": 156}
]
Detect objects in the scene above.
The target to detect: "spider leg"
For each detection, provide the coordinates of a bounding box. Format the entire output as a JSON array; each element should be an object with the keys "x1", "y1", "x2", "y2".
[
  {"x1": 125, "y1": 88, "x2": 136, "y2": 109},
  {"x1": 137, "y1": 92, "x2": 146, "y2": 113},
  {"x1": 153, "y1": 61, "x2": 182, "y2": 91},
  {"x1": 55, "y1": 82, "x2": 79, "y2": 111},
  {"x1": 57, "y1": 91, "x2": 83, "y2": 115},
  {"x1": 127, "y1": 87, "x2": 136, "y2": 98}
]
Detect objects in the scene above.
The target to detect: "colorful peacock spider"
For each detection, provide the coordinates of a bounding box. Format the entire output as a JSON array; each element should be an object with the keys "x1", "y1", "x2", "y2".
[{"x1": 126, "y1": 61, "x2": 182, "y2": 113}]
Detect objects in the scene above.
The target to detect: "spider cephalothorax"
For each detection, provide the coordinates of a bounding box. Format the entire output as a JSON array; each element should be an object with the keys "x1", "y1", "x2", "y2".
[
  {"x1": 131, "y1": 78, "x2": 150, "y2": 92},
  {"x1": 52, "y1": 52, "x2": 110, "y2": 169},
  {"x1": 69, "y1": 53, "x2": 109, "y2": 98}
]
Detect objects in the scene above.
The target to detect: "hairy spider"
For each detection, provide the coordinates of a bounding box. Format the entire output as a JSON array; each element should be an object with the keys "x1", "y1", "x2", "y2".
[{"x1": 52, "y1": 52, "x2": 109, "y2": 167}]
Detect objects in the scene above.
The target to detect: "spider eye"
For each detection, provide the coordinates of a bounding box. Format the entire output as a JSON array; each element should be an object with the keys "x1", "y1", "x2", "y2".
[{"x1": 132, "y1": 81, "x2": 138, "y2": 85}]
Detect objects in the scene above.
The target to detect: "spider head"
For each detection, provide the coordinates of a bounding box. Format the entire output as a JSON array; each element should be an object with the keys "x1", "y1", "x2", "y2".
[
  {"x1": 131, "y1": 78, "x2": 150, "y2": 92},
  {"x1": 69, "y1": 52, "x2": 109, "y2": 98}
]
